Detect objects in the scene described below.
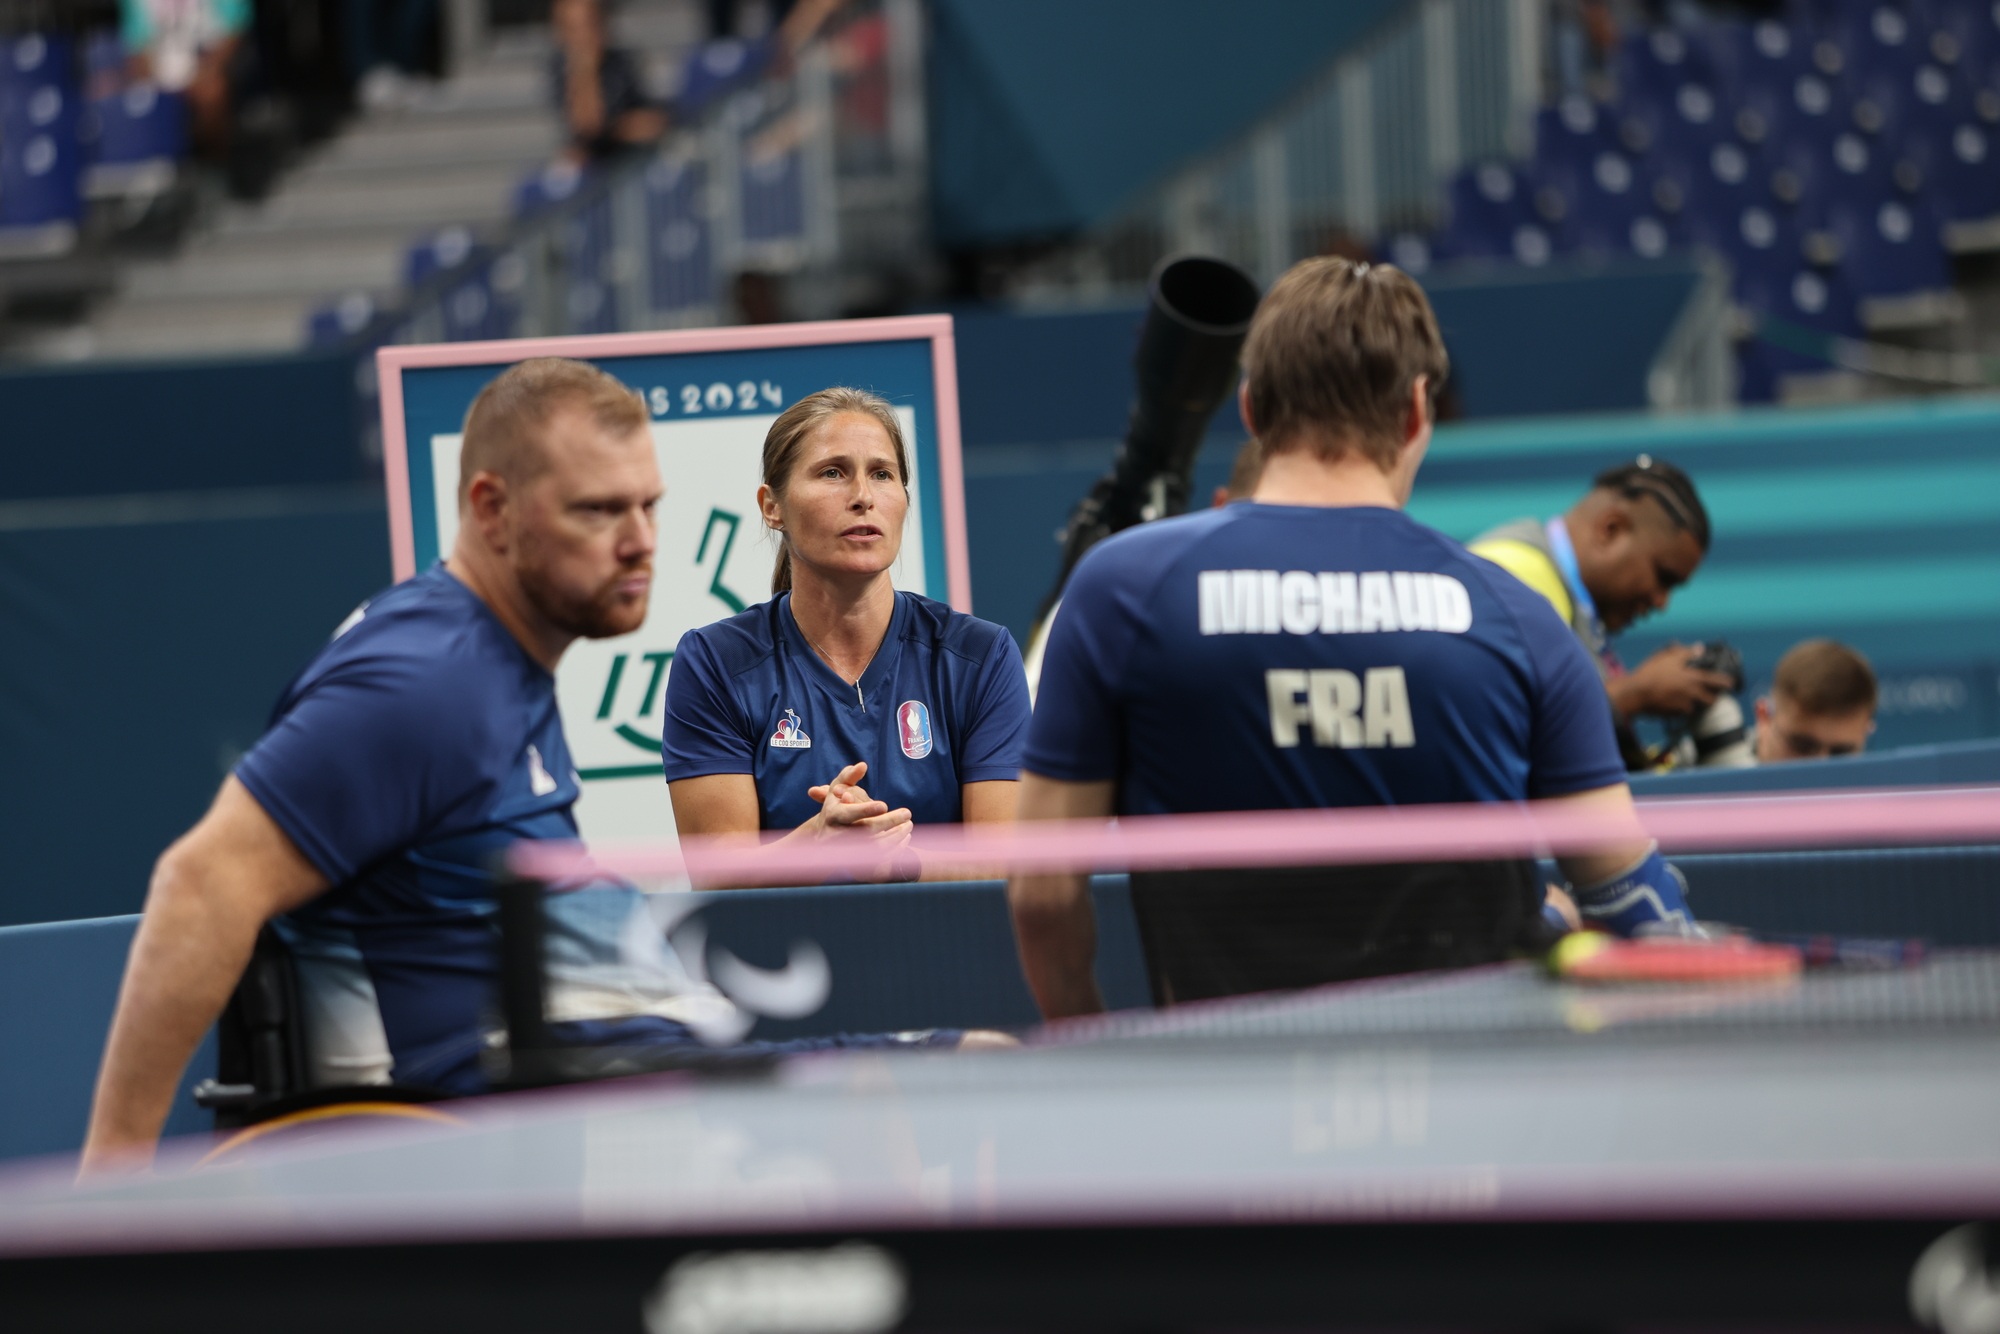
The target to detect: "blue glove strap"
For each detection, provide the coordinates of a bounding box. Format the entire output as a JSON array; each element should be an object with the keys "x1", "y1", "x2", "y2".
[{"x1": 1570, "y1": 844, "x2": 1700, "y2": 938}]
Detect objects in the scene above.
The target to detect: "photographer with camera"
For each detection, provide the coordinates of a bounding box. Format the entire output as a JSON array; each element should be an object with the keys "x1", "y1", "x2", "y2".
[{"x1": 1471, "y1": 458, "x2": 1739, "y2": 769}]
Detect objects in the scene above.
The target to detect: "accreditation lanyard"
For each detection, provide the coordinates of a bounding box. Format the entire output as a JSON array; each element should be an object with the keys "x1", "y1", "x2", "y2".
[{"x1": 1544, "y1": 515, "x2": 1605, "y2": 647}]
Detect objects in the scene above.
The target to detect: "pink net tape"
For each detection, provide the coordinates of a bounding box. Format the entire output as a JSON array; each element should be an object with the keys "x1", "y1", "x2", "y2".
[{"x1": 509, "y1": 785, "x2": 2000, "y2": 886}]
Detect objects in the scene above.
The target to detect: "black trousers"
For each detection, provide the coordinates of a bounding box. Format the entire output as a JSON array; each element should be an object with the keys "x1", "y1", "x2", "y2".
[{"x1": 1130, "y1": 858, "x2": 1549, "y2": 1006}]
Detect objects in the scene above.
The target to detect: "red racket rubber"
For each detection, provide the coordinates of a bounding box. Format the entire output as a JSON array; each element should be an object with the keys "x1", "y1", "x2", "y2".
[{"x1": 1550, "y1": 932, "x2": 1805, "y2": 984}]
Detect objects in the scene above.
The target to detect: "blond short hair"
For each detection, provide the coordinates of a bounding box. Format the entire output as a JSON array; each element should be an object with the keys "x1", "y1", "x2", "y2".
[
  {"x1": 458, "y1": 357, "x2": 648, "y2": 508},
  {"x1": 1240, "y1": 257, "x2": 1449, "y2": 471}
]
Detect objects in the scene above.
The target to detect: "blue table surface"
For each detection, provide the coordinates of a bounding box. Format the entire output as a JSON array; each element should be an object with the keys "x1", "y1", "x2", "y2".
[{"x1": 4, "y1": 953, "x2": 1998, "y2": 1258}]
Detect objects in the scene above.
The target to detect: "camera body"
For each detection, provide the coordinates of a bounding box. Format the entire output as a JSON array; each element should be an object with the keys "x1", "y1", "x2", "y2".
[{"x1": 1663, "y1": 640, "x2": 1755, "y2": 769}]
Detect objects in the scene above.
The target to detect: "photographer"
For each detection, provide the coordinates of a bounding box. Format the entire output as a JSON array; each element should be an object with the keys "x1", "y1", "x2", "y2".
[{"x1": 1471, "y1": 458, "x2": 1734, "y2": 768}]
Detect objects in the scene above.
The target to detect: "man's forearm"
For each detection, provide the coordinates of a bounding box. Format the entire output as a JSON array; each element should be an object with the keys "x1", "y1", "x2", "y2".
[
  {"x1": 81, "y1": 859, "x2": 265, "y2": 1170},
  {"x1": 1008, "y1": 872, "x2": 1104, "y2": 1019}
]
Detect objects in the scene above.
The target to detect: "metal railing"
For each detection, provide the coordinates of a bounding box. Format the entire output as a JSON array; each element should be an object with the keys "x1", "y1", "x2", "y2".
[
  {"x1": 1011, "y1": 0, "x2": 1546, "y2": 300},
  {"x1": 378, "y1": 0, "x2": 926, "y2": 350}
]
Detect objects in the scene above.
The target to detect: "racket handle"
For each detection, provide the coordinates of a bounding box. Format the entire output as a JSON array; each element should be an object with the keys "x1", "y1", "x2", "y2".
[{"x1": 1758, "y1": 933, "x2": 1927, "y2": 969}]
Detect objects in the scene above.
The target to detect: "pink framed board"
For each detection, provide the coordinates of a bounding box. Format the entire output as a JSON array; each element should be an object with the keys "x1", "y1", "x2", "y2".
[{"x1": 374, "y1": 316, "x2": 968, "y2": 837}]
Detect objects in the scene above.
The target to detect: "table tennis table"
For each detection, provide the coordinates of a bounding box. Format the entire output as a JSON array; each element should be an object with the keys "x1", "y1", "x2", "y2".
[{"x1": 4, "y1": 954, "x2": 1998, "y2": 1331}]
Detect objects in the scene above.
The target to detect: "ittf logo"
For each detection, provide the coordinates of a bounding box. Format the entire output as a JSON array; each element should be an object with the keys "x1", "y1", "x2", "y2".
[{"x1": 897, "y1": 701, "x2": 932, "y2": 758}]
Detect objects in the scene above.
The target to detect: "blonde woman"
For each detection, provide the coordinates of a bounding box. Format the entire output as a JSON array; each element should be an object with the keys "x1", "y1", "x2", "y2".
[{"x1": 661, "y1": 388, "x2": 1028, "y2": 880}]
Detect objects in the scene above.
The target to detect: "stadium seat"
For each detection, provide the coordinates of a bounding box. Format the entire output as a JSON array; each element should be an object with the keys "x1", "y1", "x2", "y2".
[
  {"x1": 677, "y1": 36, "x2": 770, "y2": 118},
  {"x1": 1614, "y1": 27, "x2": 1716, "y2": 109},
  {"x1": 644, "y1": 155, "x2": 715, "y2": 313},
  {"x1": 558, "y1": 196, "x2": 620, "y2": 335},
  {"x1": 1912, "y1": 116, "x2": 2000, "y2": 219},
  {"x1": 1437, "y1": 161, "x2": 1535, "y2": 260},
  {"x1": 79, "y1": 34, "x2": 186, "y2": 198},
  {"x1": 513, "y1": 158, "x2": 589, "y2": 218},
  {"x1": 1563, "y1": 148, "x2": 1659, "y2": 256},
  {"x1": 1702, "y1": 16, "x2": 1811, "y2": 101},
  {"x1": 440, "y1": 259, "x2": 522, "y2": 343},
  {"x1": 1533, "y1": 94, "x2": 1619, "y2": 174},
  {"x1": 405, "y1": 224, "x2": 478, "y2": 290},
  {"x1": 1825, "y1": 193, "x2": 1953, "y2": 295},
  {"x1": 304, "y1": 291, "x2": 379, "y2": 348},
  {"x1": 739, "y1": 140, "x2": 806, "y2": 246},
  {"x1": 1618, "y1": 80, "x2": 1726, "y2": 164},
  {"x1": 0, "y1": 33, "x2": 83, "y2": 241}
]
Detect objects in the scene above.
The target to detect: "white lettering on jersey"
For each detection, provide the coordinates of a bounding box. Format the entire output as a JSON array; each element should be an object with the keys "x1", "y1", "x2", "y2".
[
  {"x1": 1266, "y1": 667, "x2": 1415, "y2": 749},
  {"x1": 1319, "y1": 572, "x2": 1358, "y2": 632},
  {"x1": 1364, "y1": 667, "x2": 1417, "y2": 747},
  {"x1": 1358, "y1": 572, "x2": 1397, "y2": 632},
  {"x1": 1202, "y1": 571, "x2": 1472, "y2": 635},
  {"x1": 1432, "y1": 575, "x2": 1472, "y2": 632}
]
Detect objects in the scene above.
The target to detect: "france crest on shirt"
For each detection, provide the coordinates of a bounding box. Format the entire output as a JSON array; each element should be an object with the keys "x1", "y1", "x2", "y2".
[
  {"x1": 897, "y1": 700, "x2": 933, "y2": 758},
  {"x1": 771, "y1": 709, "x2": 811, "y2": 750}
]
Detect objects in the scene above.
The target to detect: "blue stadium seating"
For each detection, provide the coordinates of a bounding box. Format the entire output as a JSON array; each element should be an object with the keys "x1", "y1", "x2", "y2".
[
  {"x1": 405, "y1": 224, "x2": 478, "y2": 289},
  {"x1": 557, "y1": 194, "x2": 620, "y2": 335},
  {"x1": 739, "y1": 140, "x2": 806, "y2": 247},
  {"x1": 81, "y1": 34, "x2": 186, "y2": 181},
  {"x1": 644, "y1": 155, "x2": 715, "y2": 313},
  {"x1": 0, "y1": 33, "x2": 83, "y2": 233},
  {"x1": 513, "y1": 158, "x2": 589, "y2": 217},
  {"x1": 1438, "y1": 162, "x2": 1536, "y2": 261},
  {"x1": 678, "y1": 37, "x2": 769, "y2": 118},
  {"x1": 1427, "y1": 0, "x2": 1999, "y2": 399}
]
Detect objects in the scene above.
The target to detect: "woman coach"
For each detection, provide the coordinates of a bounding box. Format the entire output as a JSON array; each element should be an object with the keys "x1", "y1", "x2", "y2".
[{"x1": 660, "y1": 387, "x2": 1029, "y2": 878}]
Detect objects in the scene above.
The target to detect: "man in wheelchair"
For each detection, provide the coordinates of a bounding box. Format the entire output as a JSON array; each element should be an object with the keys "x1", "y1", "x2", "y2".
[{"x1": 83, "y1": 359, "x2": 996, "y2": 1173}]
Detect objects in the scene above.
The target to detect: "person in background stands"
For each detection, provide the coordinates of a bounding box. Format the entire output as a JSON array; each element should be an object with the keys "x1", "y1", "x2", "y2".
[
  {"x1": 1471, "y1": 459, "x2": 1734, "y2": 769},
  {"x1": 343, "y1": 0, "x2": 440, "y2": 111},
  {"x1": 1210, "y1": 438, "x2": 1263, "y2": 509},
  {"x1": 1756, "y1": 639, "x2": 1877, "y2": 763},
  {"x1": 551, "y1": 0, "x2": 667, "y2": 163},
  {"x1": 122, "y1": 0, "x2": 247, "y2": 157}
]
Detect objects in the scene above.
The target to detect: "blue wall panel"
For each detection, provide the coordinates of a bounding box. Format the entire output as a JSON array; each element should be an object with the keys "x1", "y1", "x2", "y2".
[
  {"x1": 0, "y1": 501, "x2": 391, "y2": 927},
  {"x1": 0, "y1": 915, "x2": 214, "y2": 1163},
  {"x1": 0, "y1": 352, "x2": 368, "y2": 501}
]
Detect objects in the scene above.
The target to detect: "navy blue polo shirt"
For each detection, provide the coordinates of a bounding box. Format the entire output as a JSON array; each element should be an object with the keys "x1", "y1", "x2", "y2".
[
  {"x1": 659, "y1": 591, "x2": 1030, "y2": 828},
  {"x1": 235, "y1": 565, "x2": 586, "y2": 1089},
  {"x1": 1026, "y1": 503, "x2": 1626, "y2": 813}
]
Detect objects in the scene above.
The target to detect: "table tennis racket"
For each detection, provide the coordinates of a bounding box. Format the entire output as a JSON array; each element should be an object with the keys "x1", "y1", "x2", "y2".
[{"x1": 1549, "y1": 931, "x2": 1804, "y2": 984}]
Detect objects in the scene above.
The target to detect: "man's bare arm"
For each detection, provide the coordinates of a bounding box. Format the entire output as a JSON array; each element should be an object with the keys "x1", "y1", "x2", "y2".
[
  {"x1": 81, "y1": 777, "x2": 327, "y2": 1173},
  {"x1": 1006, "y1": 774, "x2": 1116, "y2": 1020},
  {"x1": 1545, "y1": 782, "x2": 1652, "y2": 887}
]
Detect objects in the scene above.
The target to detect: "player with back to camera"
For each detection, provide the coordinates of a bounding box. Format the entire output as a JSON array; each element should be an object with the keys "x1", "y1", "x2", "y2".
[
  {"x1": 81, "y1": 361, "x2": 1006, "y2": 1174},
  {"x1": 1470, "y1": 459, "x2": 1734, "y2": 768},
  {"x1": 661, "y1": 387, "x2": 1030, "y2": 881},
  {"x1": 1008, "y1": 257, "x2": 1701, "y2": 1019},
  {"x1": 1755, "y1": 639, "x2": 1877, "y2": 763}
]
